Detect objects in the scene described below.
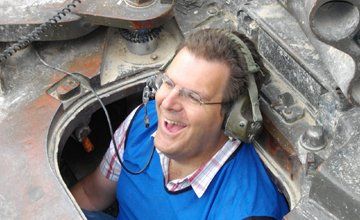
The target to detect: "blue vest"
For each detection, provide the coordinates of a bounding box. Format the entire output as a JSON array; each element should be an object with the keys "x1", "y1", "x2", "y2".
[{"x1": 117, "y1": 100, "x2": 288, "y2": 219}]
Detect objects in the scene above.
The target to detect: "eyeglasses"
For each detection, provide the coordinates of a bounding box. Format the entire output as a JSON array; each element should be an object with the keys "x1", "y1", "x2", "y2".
[{"x1": 154, "y1": 73, "x2": 225, "y2": 106}]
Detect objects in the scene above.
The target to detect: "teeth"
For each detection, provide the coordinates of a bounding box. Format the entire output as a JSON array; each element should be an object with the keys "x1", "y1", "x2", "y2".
[{"x1": 165, "y1": 118, "x2": 186, "y2": 126}]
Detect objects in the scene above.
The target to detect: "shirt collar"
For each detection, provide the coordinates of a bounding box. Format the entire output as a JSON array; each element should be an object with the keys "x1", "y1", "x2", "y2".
[{"x1": 186, "y1": 139, "x2": 240, "y2": 198}]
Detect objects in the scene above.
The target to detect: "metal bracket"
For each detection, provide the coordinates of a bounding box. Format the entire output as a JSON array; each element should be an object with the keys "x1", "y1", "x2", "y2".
[{"x1": 46, "y1": 73, "x2": 89, "y2": 109}]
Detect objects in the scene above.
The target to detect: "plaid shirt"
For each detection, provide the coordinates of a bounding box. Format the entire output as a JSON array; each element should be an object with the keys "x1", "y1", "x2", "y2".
[{"x1": 100, "y1": 107, "x2": 241, "y2": 198}]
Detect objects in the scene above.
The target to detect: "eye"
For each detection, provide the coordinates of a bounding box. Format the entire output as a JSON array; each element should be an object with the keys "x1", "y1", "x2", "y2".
[{"x1": 187, "y1": 91, "x2": 202, "y2": 104}]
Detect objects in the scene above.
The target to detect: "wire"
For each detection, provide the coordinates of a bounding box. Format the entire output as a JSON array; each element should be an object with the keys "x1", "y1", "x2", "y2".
[
  {"x1": 0, "y1": 0, "x2": 82, "y2": 63},
  {"x1": 35, "y1": 49, "x2": 155, "y2": 175}
]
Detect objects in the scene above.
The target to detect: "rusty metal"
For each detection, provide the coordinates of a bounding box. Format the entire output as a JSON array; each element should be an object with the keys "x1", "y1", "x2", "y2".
[
  {"x1": 74, "y1": 0, "x2": 175, "y2": 30},
  {"x1": 254, "y1": 130, "x2": 301, "y2": 208},
  {"x1": 47, "y1": 75, "x2": 81, "y2": 101}
]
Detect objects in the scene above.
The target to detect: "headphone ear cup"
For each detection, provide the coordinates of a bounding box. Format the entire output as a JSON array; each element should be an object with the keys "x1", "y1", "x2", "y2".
[{"x1": 224, "y1": 94, "x2": 261, "y2": 143}]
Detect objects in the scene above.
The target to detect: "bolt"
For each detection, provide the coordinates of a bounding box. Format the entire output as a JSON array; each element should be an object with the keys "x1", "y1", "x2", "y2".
[
  {"x1": 68, "y1": 79, "x2": 76, "y2": 86},
  {"x1": 281, "y1": 106, "x2": 304, "y2": 123},
  {"x1": 239, "y1": 121, "x2": 246, "y2": 128},
  {"x1": 278, "y1": 92, "x2": 294, "y2": 106},
  {"x1": 284, "y1": 108, "x2": 292, "y2": 115},
  {"x1": 300, "y1": 126, "x2": 326, "y2": 151},
  {"x1": 150, "y1": 54, "x2": 158, "y2": 60},
  {"x1": 207, "y1": 7, "x2": 217, "y2": 15}
]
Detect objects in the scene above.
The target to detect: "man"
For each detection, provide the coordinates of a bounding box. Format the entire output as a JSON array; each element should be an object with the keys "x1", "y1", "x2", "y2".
[{"x1": 71, "y1": 29, "x2": 288, "y2": 219}]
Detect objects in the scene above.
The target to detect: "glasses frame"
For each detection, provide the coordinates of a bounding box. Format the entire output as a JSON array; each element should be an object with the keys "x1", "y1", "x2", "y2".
[{"x1": 155, "y1": 73, "x2": 226, "y2": 106}]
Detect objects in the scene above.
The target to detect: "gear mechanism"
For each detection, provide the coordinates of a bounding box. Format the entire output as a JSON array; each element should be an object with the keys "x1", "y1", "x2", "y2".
[{"x1": 119, "y1": 26, "x2": 162, "y2": 43}]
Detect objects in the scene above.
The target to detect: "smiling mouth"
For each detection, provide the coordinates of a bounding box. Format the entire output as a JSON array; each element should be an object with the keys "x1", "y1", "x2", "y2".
[{"x1": 164, "y1": 118, "x2": 187, "y2": 133}]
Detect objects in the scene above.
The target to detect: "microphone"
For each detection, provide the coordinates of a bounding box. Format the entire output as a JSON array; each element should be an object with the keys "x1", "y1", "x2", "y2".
[
  {"x1": 142, "y1": 76, "x2": 157, "y2": 128},
  {"x1": 143, "y1": 85, "x2": 150, "y2": 128}
]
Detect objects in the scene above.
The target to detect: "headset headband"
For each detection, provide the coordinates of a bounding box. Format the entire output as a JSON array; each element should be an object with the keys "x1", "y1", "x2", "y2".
[
  {"x1": 225, "y1": 32, "x2": 262, "y2": 124},
  {"x1": 225, "y1": 32, "x2": 260, "y2": 74}
]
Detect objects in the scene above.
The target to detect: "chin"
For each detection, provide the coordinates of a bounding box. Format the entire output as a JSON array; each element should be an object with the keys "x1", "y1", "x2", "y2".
[{"x1": 154, "y1": 135, "x2": 178, "y2": 156}]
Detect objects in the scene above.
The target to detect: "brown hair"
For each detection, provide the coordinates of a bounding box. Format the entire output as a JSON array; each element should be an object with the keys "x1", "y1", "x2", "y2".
[{"x1": 176, "y1": 29, "x2": 263, "y2": 114}]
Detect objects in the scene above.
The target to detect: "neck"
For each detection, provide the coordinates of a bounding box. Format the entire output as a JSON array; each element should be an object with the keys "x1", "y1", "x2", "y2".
[{"x1": 168, "y1": 159, "x2": 199, "y2": 181}]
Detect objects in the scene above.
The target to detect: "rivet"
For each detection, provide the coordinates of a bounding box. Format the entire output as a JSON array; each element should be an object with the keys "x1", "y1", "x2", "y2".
[
  {"x1": 239, "y1": 121, "x2": 246, "y2": 127},
  {"x1": 150, "y1": 54, "x2": 158, "y2": 60}
]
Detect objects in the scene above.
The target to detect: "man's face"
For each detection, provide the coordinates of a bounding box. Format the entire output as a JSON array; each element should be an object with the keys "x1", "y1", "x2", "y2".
[{"x1": 154, "y1": 47, "x2": 230, "y2": 164}]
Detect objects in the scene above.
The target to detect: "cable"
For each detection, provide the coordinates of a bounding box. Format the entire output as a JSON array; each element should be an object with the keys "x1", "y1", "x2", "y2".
[
  {"x1": 35, "y1": 49, "x2": 155, "y2": 175},
  {"x1": 0, "y1": 0, "x2": 82, "y2": 63}
]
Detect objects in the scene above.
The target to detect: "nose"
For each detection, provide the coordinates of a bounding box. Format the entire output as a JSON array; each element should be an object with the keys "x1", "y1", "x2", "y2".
[{"x1": 157, "y1": 86, "x2": 182, "y2": 112}]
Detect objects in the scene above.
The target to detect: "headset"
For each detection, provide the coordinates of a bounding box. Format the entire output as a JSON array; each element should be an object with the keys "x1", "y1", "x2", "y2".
[
  {"x1": 142, "y1": 31, "x2": 263, "y2": 143},
  {"x1": 223, "y1": 32, "x2": 263, "y2": 143}
]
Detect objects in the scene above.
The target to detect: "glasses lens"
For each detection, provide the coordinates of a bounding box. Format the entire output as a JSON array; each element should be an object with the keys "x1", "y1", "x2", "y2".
[
  {"x1": 157, "y1": 74, "x2": 204, "y2": 105},
  {"x1": 155, "y1": 74, "x2": 163, "y2": 90},
  {"x1": 162, "y1": 74, "x2": 175, "y2": 89},
  {"x1": 181, "y1": 89, "x2": 202, "y2": 105}
]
